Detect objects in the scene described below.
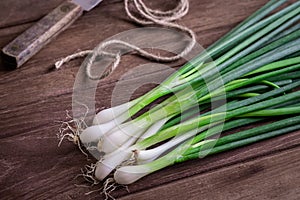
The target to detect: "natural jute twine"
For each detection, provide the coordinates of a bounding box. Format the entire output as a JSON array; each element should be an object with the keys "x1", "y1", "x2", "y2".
[{"x1": 55, "y1": 0, "x2": 195, "y2": 80}]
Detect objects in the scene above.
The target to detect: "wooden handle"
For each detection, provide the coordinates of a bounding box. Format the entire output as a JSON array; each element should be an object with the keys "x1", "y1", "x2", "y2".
[{"x1": 1, "y1": 1, "x2": 83, "y2": 69}]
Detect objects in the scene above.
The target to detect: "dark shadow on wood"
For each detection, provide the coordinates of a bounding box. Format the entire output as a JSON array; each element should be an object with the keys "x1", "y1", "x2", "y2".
[{"x1": 0, "y1": 51, "x2": 15, "y2": 71}]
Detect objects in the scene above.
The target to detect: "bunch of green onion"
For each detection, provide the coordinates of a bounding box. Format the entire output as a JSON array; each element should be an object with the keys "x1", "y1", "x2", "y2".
[{"x1": 79, "y1": 0, "x2": 300, "y2": 185}]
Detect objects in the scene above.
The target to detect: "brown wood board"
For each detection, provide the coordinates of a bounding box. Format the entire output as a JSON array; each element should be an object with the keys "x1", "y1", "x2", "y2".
[{"x1": 0, "y1": 0, "x2": 299, "y2": 199}]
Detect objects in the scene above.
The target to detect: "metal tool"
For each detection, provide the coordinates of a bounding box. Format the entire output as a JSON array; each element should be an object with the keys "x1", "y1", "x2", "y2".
[{"x1": 1, "y1": 0, "x2": 103, "y2": 69}]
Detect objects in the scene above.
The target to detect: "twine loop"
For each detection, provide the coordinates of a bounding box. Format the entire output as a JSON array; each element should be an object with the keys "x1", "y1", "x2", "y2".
[{"x1": 55, "y1": 0, "x2": 195, "y2": 80}]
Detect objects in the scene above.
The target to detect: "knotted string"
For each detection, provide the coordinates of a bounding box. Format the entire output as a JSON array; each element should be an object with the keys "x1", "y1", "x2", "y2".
[{"x1": 55, "y1": 0, "x2": 195, "y2": 80}]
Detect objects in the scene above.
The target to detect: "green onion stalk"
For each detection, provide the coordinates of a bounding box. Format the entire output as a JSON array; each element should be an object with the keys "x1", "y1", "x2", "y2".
[
  {"x1": 114, "y1": 115, "x2": 300, "y2": 184},
  {"x1": 85, "y1": 0, "x2": 300, "y2": 130},
  {"x1": 75, "y1": 0, "x2": 300, "y2": 184}
]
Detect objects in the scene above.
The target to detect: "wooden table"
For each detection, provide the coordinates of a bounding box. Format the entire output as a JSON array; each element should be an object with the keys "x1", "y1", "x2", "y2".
[{"x1": 1, "y1": 0, "x2": 299, "y2": 199}]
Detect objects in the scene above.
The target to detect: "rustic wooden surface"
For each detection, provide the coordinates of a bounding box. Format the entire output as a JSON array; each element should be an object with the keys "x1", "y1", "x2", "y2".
[
  {"x1": 0, "y1": 0, "x2": 299, "y2": 199},
  {"x1": 2, "y1": 1, "x2": 83, "y2": 68}
]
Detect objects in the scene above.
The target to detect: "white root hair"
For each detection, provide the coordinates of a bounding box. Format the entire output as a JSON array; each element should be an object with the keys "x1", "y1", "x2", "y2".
[
  {"x1": 78, "y1": 163, "x2": 100, "y2": 185},
  {"x1": 57, "y1": 108, "x2": 89, "y2": 157}
]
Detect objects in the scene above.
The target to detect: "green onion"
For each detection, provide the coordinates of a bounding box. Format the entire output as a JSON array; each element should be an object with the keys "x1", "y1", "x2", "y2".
[
  {"x1": 74, "y1": 0, "x2": 300, "y2": 184},
  {"x1": 114, "y1": 116, "x2": 300, "y2": 184}
]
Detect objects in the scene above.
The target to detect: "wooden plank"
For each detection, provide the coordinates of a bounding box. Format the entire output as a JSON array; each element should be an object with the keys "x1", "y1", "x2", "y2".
[
  {"x1": 119, "y1": 146, "x2": 300, "y2": 200},
  {"x1": 0, "y1": 0, "x2": 299, "y2": 200},
  {"x1": 2, "y1": 1, "x2": 83, "y2": 69},
  {"x1": 0, "y1": 0, "x2": 64, "y2": 28},
  {"x1": 0, "y1": 0, "x2": 265, "y2": 80},
  {"x1": 0, "y1": 127, "x2": 299, "y2": 199}
]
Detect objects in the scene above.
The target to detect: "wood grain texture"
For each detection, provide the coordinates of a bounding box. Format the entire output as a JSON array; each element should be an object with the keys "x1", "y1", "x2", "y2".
[
  {"x1": 0, "y1": 0, "x2": 64, "y2": 28},
  {"x1": 2, "y1": 1, "x2": 83, "y2": 68},
  {"x1": 119, "y1": 147, "x2": 300, "y2": 200},
  {"x1": 0, "y1": 0, "x2": 299, "y2": 199}
]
